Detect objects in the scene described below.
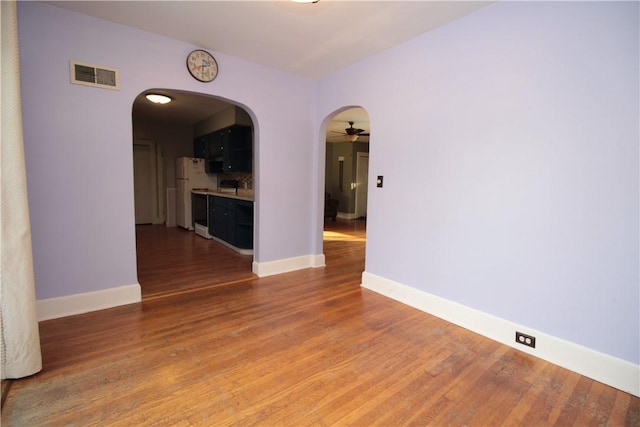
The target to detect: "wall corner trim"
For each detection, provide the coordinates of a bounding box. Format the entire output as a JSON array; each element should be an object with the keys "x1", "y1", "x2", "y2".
[
  {"x1": 252, "y1": 254, "x2": 324, "y2": 277},
  {"x1": 361, "y1": 271, "x2": 640, "y2": 397},
  {"x1": 36, "y1": 283, "x2": 142, "y2": 321}
]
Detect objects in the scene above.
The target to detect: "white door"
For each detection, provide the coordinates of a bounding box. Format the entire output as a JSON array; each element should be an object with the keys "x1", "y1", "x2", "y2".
[
  {"x1": 355, "y1": 152, "x2": 369, "y2": 219},
  {"x1": 133, "y1": 142, "x2": 154, "y2": 224}
]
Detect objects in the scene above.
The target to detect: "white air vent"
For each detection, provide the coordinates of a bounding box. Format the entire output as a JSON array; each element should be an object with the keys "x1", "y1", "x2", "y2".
[{"x1": 69, "y1": 60, "x2": 119, "y2": 90}]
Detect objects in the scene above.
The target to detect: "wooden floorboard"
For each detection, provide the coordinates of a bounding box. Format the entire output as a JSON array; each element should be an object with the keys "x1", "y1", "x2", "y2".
[
  {"x1": 135, "y1": 225, "x2": 256, "y2": 299},
  {"x1": 3, "y1": 219, "x2": 639, "y2": 426}
]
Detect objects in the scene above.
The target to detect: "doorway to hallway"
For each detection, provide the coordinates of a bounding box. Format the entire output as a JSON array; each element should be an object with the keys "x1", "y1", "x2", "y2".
[{"x1": 323, "y1": 106, "x2": 370, "y2": 267}]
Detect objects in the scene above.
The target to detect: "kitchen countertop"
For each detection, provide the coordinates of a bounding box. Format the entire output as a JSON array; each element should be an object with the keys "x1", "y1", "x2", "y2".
[{"x1": 192, "y1": 189, "x2": 254, "y2": 202}]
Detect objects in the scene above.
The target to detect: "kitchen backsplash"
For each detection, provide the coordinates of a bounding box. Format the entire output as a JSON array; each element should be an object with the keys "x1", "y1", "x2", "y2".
[{"x1": 223, "y1": 172, "x2": 253, "y2": 190}]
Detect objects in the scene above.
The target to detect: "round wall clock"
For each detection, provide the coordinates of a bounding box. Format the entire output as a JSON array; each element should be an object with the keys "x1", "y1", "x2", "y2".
[{"x1": 186, "y1": 49, "x2": 218, "y2": 82}]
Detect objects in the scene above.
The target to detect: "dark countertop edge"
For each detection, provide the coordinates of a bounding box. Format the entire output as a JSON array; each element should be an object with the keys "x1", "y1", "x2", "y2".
[{"x1": 191, "y1": 190, "x2": 253, "y2": 202}]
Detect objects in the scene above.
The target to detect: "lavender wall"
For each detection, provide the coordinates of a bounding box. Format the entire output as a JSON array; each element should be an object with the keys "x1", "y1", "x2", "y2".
[
  {"x1": 318, "y1": 2, "x2": 639, "y2": 364},
  {"x1": 18, "y1": 0, "x2": 639, "y2": 367},
  {"x1": 17, "y1": 2, "x2": 317, "y2": 299}
]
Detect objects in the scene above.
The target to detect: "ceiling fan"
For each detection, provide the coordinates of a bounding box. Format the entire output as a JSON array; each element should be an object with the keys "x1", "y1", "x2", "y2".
[{"x1": 329, "y1": 121, "x2": 370, "y2": 142}]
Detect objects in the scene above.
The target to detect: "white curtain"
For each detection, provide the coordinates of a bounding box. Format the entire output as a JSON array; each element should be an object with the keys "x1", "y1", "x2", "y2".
[{"x1": 1, "y1": 0, "x2": 43, "y2": 379}]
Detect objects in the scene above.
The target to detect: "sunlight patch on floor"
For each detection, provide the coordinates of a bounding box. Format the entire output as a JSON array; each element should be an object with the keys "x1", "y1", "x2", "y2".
[{"x1": 323, "y1": 231, "x2": 366, "y2": 242}]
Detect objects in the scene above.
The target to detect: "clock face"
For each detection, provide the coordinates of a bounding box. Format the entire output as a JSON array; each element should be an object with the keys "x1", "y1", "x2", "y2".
[{"x1": 186, "y1": 50, "x2": 218, "y2": 82}]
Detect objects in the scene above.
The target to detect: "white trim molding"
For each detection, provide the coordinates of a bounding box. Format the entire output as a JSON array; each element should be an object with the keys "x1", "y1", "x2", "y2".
[
  {"x1": 337, "y1": 212, "x2": 358, "y2": 220},
  {"x1": 361, "y1": 271, "x2": 640, "y2": 397},
  {"x1": 253, "y1": 254, "x2": 325, "y2": 277},
  {"x1": 36, "y1": 283, "x2": 141, "y2": 321}
]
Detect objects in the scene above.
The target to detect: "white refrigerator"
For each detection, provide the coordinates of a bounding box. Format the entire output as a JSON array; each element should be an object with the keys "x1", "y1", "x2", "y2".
[{"x1": 176, "y1": 157, "x2": 216, "y2": 230}]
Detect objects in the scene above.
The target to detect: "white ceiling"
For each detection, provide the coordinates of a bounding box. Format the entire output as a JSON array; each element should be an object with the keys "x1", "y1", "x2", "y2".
[
  {"x1": 133, "y1": 90, "x2": 233, "y2": 125},
  {"x1": 47, "y1": 0, "x2": 491, "y2": 80},
  {"x1": 49, "y1": 0, "x2": 491, "y2": 139}
]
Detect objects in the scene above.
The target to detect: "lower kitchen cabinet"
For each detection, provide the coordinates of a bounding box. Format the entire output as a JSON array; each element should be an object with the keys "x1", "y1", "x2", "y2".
[
  {"x1": 208, "y1": 195, "x2": 254, "y2": 250},
  {"x1": 234, "y1": 200, "x2": 254, "y2": 249},
  {"x1": 214, "y1": 196, "x2": 235, "y2": 243}
]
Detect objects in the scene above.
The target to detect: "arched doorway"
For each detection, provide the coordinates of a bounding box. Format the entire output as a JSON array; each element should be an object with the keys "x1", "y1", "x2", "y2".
[
  {"x1": 322, "y1": 107, "x2": 370, "y2": 269},
  {"x1": 131, "y1": 89, "x2": 257, "y2": 298}
]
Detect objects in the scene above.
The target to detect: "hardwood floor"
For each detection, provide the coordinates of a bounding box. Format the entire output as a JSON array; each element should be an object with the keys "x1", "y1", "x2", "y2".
[
  {"x1": 135, "y1": 225, "x2": 255, "y2": 299},
  {"x1": 3, "y1": 219, "x2": 639, "y2": 426}
]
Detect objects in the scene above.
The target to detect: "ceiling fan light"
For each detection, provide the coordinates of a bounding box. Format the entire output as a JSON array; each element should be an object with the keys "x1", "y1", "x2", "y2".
[
  {"x1": 345, "y1": 134, "x2": 359, "y2": 142},
  {"x1": 146, "y1": 94, "x2": 172, "y2": 104}
]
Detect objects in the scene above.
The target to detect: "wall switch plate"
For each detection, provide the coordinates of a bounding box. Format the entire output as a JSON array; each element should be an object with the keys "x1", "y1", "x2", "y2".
[{"x1": 377, "y1": 176, "x2": 384, "y2": 188}]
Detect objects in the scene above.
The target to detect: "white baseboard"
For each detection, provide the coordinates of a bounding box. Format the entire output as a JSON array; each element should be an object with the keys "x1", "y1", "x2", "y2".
[
  {"x1": 361, "y1": 271, "x2": 640, "y2": 397},
  {"x1": 253, "y1": 254, "x2": 325, "y2": 277},
  {"x1": 36, "y1": 283, "x2": 142, "y2": 321},
  {"x1": 337, "y1": 212, "x2": 358, "y2": 220},
  {"x1": 312, "y1": 254, "x2": 326, "y2": 268}
]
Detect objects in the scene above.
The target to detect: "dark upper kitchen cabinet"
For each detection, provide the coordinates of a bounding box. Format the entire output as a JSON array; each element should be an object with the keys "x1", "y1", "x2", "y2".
[
  {"x1": 196, "y1": 125, "x2": 252, "y2": 174},
  {"x1": 193, "y1": 134, "x2": 210, "y2": 160},
  {"x1": 209, "y1": 130, "x2": 225, "y2": 154}
]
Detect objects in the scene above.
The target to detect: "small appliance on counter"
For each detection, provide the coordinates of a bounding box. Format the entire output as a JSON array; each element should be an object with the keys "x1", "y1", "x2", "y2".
[{"x1": 218, "y1": 179, "x2": 239, "y2": 195}]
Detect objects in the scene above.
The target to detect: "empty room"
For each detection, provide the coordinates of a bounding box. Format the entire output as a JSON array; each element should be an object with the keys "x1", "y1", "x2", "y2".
[{"x1": 2, "y1": 1, "x2": 638, "y2": 425}]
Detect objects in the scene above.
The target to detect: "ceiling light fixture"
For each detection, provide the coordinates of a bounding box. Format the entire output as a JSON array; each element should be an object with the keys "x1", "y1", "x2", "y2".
[
  {"x1": 145, "y1": 94, "x2": 172, "y2": 104},
  {"x1": 291, "y1": 0, "x2": 319, "y2": 3},
  {"x1": 345, "y1": 134, "x2": 359, "y2": 142}
]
